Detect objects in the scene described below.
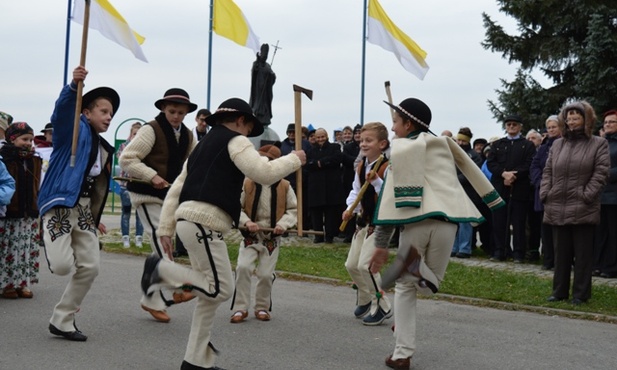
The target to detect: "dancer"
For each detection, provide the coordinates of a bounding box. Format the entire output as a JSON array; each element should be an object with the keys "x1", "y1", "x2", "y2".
[{"x1": 140, "y1": 98, "x2": 305, "y2": 370}]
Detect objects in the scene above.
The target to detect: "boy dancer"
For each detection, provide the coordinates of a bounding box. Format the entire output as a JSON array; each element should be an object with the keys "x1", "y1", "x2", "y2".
[
  {"x1": 141, "y1": 98, "x2": 305, "y2": 370},
  {"x1": 342, "y1": 122, "x2": 392, "y2": 325},
  {"x1": 39, "y1": 66, "x2": 119, "y2": 341},
  {"x1": 369, "y1": 98, "x2": 504, "y2": 369},
  {"x1": 119, "y1": 88, "x2": 197, "y2": 322},
  {"x1": 230, "y1": 144, "x2": 297, "y2": 323}
]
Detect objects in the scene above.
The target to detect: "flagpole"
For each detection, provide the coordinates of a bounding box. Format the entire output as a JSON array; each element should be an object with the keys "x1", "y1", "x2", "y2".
[
  {"x1": 63, "y1": 0, "x2": 73, "y2": 86},
  {"x1": 360, "y1": 0, "x2": 368, "y2": 125},
  {"x1": 207, "y1": 0, "x2": 214, "y2": 110},
  {"x1": 70, "y1": 0, "x2": 91, "y2": 167}
]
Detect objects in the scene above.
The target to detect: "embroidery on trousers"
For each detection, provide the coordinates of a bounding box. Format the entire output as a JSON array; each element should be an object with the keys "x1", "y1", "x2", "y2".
[
  {"x1": 46, "y1": 208, "x2": 71, "y2": 242},
  {"x1": 77, "y1": 203, "x2": 97, "y2": 234}
]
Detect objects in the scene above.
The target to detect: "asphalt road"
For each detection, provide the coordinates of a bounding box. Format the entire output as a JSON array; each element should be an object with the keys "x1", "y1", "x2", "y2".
[{"x1": 1, "y1": 250, "x2": 616, "y2": 370}]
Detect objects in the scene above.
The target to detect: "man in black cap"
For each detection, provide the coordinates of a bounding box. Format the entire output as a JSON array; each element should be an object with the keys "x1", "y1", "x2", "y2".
[
  {"x1": 140, "y1": 97, "x2": 305, "y2": 370},
  {"x1": 486, "y1": 114, "x2": 536, "y2": 262},
  {"x1": 39, "y1": 65, "x2": 119, "y2": 341},
  {"x1": 119, "y1": 87, "x2": 198, "y2": 323}
]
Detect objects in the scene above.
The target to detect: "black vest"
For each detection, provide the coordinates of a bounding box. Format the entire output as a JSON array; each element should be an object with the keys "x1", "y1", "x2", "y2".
[{"x1": 179, "y1": 125, "x2": 245, "y2": 226}]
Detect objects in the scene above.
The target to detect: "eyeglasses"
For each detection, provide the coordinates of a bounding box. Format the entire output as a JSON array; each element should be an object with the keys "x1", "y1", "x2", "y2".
[
  {"x1": 505, "y1": 122, "x2": 520, "y2": 127},
  {"x1": 604, "y1": 120, "x2": 617, "y2": 125}
]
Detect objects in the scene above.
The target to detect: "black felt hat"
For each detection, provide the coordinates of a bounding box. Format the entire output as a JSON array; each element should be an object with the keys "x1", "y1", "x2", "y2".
[
  {"x1": 40, "y1": 122, "x2": 53, "y2": 133},
  {"x1": 384, "y1": 98, "x2": 432, "y2": 133},
  {"x1": 82, "y1": 87, "x2": 120, "y2": 117},
  {"x1": 154, "y1": 88, "x2": 197, "y2": 113},
  {"x1": 206, "y1": 98, "x2": 264, "y2": 137}
]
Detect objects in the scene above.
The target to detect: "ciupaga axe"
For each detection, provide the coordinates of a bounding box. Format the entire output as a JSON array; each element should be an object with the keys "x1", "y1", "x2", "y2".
[{"x1": 292, "y1": 84, "x2": 313, "y2": 237}]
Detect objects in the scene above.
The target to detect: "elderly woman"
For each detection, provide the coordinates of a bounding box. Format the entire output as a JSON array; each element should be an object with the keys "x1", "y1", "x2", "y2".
[
  {"x1": 540, "y1": 101, "x2": 609, "y2": 305},
  {"x1": 593, "y1": 110, "x2": 617, "y2": 278},
  {"x1": 530, "y1": 115, "x2": 561, "y2": 270}
]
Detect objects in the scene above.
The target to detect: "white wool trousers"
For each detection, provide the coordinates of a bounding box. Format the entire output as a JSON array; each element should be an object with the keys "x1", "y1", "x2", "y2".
[
  {"x1": 232, "y1": 237, "x2": 281, "y2": 313},
  {"x1": 42, "y1": 197, "x2": 100, "y2": 332},
  {"x1": 136, "y1": 202, "x2": 176, "y2": 310},
  {"x1": 392, "y1": 219, "x2": 456, "y2": 360},
  {"x1": 156, "y1": 220, "x2": 234, "y2": 369},
  {"x1": 345, "y1": 226, "x2": 392, "y2": 315}
]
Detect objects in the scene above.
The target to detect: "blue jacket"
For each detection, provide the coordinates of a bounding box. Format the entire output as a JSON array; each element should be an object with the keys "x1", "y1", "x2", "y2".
[
  {"x1": 38, "y1": 83, "x2": 114, "y2": 225},
  {"x1": 0, "y1": 155, "x2": 16, "y2": 206}
]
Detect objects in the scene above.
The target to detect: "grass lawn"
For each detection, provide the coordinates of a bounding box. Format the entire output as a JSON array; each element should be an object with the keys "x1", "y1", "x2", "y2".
[{"x1": 104, "y1": 239, "x2": 617, "y2": 321}]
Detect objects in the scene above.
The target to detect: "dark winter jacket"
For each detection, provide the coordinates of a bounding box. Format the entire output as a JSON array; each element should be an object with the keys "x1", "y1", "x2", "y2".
[
  {"x1": 306, "y1": 141, "x2": 343, "y2": 208},
  {"x1": 530, "y1": 136, "x2": 558, "y2": 211},
  {"x1": 540, "y1": 133, "x2": 609, "y2": 225},
  {"x1": 486, "y1": 136, "x2": 536, "y2": 201},
  {"x1": 600, "y1": 132, "x2": 617, "y2": 205}
]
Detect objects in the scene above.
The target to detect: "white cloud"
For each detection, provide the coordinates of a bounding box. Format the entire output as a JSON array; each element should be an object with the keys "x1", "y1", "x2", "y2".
[{"x1": 1, "y1": 0, "x2": 519, "y2": 144}]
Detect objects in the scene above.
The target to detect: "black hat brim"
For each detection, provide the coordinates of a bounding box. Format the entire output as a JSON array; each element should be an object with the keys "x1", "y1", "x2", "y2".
[
  {"x1": 383, "y1": 101, "x2": 435, "y2": 136},
  {"x1": 154, "y1": 98, "x2": 197, "y2": 113},
  {"x1": 205, "y1": 111, "x2": 264, "y2": 137},
  {"x1": 82, "y1": 87, "x2": 120, "y2": 117}
]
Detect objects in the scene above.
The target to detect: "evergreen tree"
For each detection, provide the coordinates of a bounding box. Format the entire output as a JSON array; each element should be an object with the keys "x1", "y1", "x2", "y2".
[{"x1": 482, "y1": 0, "x2": 617, "y2": 131}]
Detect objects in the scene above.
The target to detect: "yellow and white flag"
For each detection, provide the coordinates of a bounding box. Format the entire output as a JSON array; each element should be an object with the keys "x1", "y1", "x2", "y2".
[
  {"x1": 213, "y1": 0, "x2": 260, "y2": 54},
  {"x1": 72, "y1": 0, "x2": 148, "y2": 62},
  {"x1": 367, "y1": 0, "x2": 428, "y2": 80}
]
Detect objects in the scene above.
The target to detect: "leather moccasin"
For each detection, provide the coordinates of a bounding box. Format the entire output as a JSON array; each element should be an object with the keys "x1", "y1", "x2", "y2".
[
  {"x1": 141, "y1": 304, "x2": 170, "y2": 323},
  {"x1": 2, "y1": 289, "x2": 18, "y2": 299},
  {"x1": 255, "y1": 310, "x2": 271, "y2": 321},
  {"x1": 173, "y1": 291, "x2": 195, "y2": 304},
  {"x1": 385, "y1": 354, "x2": 411, "y2": 370},
  {"x1": 230, "y1": 310, "x2": 248, "y2": 323},
  {"x1": 16, "y1": 288, "x2": 33, "y2": 298}
]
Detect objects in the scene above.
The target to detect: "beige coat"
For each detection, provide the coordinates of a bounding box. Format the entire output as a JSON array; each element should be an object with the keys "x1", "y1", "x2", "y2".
[{"x1": 374, "y1": 133, "x2": 504, "y2": 226}]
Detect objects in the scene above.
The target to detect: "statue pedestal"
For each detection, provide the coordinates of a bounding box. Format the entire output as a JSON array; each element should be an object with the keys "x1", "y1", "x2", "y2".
[{"x1": 248, "y1": 126, "x2": 281, "y2": 149}]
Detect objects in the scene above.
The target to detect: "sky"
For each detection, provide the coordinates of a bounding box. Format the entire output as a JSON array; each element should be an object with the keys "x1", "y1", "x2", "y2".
[{"x1": 1, "y1": 0, "x2": 520, "y2": 144}]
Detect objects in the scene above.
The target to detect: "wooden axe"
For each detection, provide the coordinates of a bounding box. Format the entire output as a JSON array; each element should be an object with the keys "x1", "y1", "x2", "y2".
[{"x1": 292, "y1": 84, "x2": 313, "y2": 237}]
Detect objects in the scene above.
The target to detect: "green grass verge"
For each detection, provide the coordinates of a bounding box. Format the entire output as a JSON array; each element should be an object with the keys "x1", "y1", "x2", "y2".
[{"x1": 105, "y1": 241, "x2": 617, "y2": 320}]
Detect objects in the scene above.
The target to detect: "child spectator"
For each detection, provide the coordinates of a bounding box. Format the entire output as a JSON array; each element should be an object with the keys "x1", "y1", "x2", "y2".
[{"x1": 0, "y1": 122, "x2": 41, "y2": 299}]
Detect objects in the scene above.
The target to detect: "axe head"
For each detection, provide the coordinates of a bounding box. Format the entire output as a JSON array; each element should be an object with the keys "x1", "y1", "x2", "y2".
[{"x1": 293, "y1": 84, "x2": 313, "y2": 100}]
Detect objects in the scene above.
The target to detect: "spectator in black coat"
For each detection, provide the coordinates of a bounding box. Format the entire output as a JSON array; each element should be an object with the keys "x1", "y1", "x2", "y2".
[
  {"x1": 306, "y1": 128, "x2": 344, "y2": 243},
  {"x1": 487, "y1": 114, "x2": 536, "y2": 262}
]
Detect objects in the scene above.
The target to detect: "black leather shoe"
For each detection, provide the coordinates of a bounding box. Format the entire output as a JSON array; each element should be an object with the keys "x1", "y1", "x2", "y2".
[
  {"x1": 547, "y1": 296, "x2": 566, "y2": 302},
  {"x1": 141, "y1": 255, "x2": 162, "y2": 296},
  {"x1": 49, "y1": 324, "x2": 87, "y2": 341},
  {"x1": 571, "y1": 298, "x2": 586, "y2": 305},
  {"x1": 181, "y1": 360, "x2": 226, "y2": 370},
  {"x1": 173, "y1": 250, "x2": 188, "y2": 258},
  {"x1": 600, "y1": 272, "x2": 617, "y2": 278}
]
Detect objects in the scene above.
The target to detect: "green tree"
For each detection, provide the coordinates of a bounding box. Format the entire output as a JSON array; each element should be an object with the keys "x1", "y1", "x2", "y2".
[{"x1": 482, "y1": 0, "x2": 617, "y2": 131}]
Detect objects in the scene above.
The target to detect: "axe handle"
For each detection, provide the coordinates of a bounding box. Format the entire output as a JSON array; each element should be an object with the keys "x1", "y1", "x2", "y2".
[
  {"x1": 339, "y1": 154, "x2": 385, "y2": 232},
  {"x1": 238, "y1": 226, "x2": 323, "y2": 236},
  {"x1": 385, "y1": 81, "x2": 395, "y2": 119},
  {"x1": 294, "y1": 90, "x2": 303, "y2": 237}
]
